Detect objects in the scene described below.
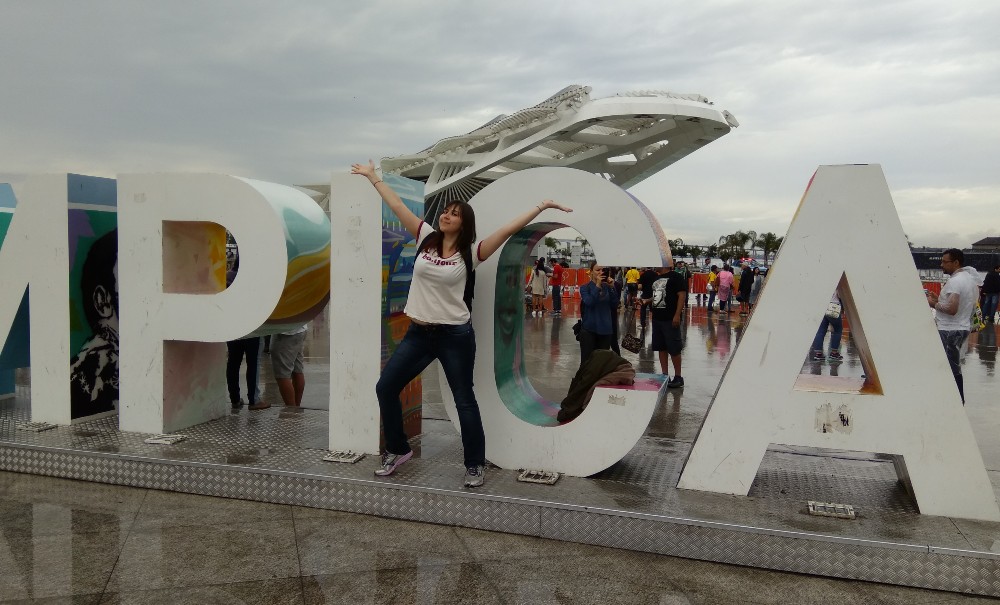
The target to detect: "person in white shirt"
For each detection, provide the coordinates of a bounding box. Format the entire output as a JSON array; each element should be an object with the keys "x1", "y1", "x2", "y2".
[
  {"x1": 352, "y1": 160, "x2": 572, "y2": 487},
  {"x1": 926, "y1": 248, "x2": 980, "y2": 404}
]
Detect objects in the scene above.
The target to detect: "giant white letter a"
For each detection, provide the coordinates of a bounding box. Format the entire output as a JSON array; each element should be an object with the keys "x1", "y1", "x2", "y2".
[{"x1": 678, "y1": 164, "x2": 1000, "y2": 522}]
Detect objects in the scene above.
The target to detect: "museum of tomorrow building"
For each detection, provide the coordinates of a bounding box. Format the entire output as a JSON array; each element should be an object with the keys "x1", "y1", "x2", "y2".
[{"x1": 1, "y1": 85, "x2": 998, "y2": 596}]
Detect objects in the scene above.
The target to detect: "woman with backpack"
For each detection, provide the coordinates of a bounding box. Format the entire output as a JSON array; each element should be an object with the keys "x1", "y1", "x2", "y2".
[{"x1": 352, "y1": 160, "x2": 572, "y2": 488}]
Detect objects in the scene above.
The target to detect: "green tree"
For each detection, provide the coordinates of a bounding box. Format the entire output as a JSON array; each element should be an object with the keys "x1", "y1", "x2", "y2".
[
  {"x1": 755, "y1": 232, "x2": 784, "y2": 266},
  {"x1": 543, "y1": 236, "x2": 559, "y2": 258},
  {"x1": 717, "y1": 232, "x2": 749, "y2": 264},
  {"x1": 688, "y1": 244, "x2": 701, "y2": 267}
]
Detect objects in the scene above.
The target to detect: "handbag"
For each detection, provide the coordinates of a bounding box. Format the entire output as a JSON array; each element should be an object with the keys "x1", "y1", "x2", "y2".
[
  {"x1": 825, "y1": 301, "x2": 842, "y2": 319},
  {"x1": 620, "y1": 307, "x2": 642, "y2": 354},
  {"x1": 971, "y1": 302, "x2": 986, "y2": 333}
]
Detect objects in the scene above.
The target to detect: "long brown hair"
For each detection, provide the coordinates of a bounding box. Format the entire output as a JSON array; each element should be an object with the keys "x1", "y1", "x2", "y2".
[
  {"x1": 419, "y1": 201, "x2": 477, "y2": 260},
  {"x1": 418, "y1": 201, "x2": 478, "y2": 310}
]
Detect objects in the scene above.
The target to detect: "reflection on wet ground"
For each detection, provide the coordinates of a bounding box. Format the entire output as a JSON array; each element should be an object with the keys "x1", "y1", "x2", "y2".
[
  {"x1": 4, "y1": 470, "x2": 997, "y2": 604},
  {"x1": 2, "y1": 297, "x2": 1000, "y2": 602}
]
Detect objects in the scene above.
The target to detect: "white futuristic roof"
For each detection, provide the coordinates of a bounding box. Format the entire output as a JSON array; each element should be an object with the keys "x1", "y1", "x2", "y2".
[{"x1": 381, "y1": 84, "x2": 738, "y2": 218}]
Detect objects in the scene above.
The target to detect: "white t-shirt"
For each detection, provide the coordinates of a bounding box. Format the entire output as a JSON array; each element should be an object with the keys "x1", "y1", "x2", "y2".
[
  {"x1": 935, "y1": 267, "x2": 979, "y2": 331},
  {"x1": 403, "y1": 222, "x2": 483, "y2": 325}
]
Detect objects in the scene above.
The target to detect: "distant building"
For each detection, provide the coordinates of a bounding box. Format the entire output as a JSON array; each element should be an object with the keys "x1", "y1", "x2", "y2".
[
  {"x1": 911, "y1": 246, "x2": 1000, "y2": 280},
  {"x1": 971, "y1": 236, "x2": 1000, "y2": 251}
]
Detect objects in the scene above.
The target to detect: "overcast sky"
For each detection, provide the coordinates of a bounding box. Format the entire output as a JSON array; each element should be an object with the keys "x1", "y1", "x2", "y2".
[{"x1": 2, "y1": 1, "x2": 997, "y2": 248}]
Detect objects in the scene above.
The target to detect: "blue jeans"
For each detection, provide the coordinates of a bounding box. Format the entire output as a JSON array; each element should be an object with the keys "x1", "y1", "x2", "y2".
[
  {"x1": 983, "y1": 293, "x2": 999, "y2": 323},
  {"x1": 939, "y1": 330, "x2": 969, "y2": 404},
  {"x1": 811, "y1": 314, "x2": 843, "y2": 352},
  {"x1": 375, "y1": 321, "x2": 485, "y2": 467},
  {"x1": 552, "y1": 285, "x2": 562, "y2": 312}
]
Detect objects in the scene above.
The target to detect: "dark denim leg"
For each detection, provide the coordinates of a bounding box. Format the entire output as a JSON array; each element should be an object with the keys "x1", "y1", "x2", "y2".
[
  {"x1": 984, "y1": 294, "x2": 999, "y2": 321},
  {"x1": 579, "y1": 329, "x2": 597, "y2": 368},
  {"x1": 811, "y1": 317, "x2": 831, "y2": 352},
  {"x1": 437, "y1": 323, "x2": 485, "y2": 468},
  {"x1": 226, "y1": 341, "x2": 243, "y2": 402},
  {"x1": 828, "y1": 316, "x2": 843, "y2": 352},
  {"x1": 243, "y1": 337, "x2": 261, "y2": 403},
  {"x1": 595, "y1": 333, "x2": 613, "y2": 352},
  {"x1": 552, "y1": 286, "x2": 562, "y2": 312},
  {"x1": 376, "y1": 325, "x2": 436, "y2": 455},
  {"x1": 610, "y1": 309, "x2": 621, "y2": 356},
  {"x1": 939, "y1": 330, "x2": 968, "y2": 404}
]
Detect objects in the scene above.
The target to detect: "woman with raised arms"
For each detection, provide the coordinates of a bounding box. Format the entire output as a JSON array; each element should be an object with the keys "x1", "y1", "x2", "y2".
[{"x1": 351, "y1": 160, "x2": 572, "y2": 487}]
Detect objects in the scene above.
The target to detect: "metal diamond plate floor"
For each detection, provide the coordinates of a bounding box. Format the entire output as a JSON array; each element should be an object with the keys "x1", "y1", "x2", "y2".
[{"x1": 2, "y1": 304, "x2": 999, "y2": 596}]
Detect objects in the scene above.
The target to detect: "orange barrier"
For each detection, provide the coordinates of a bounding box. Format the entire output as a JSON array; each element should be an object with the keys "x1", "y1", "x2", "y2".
[
  {"x1": 690, "y1": 273, "x2": 708, "y2": 294},
  {"x1": 921, "y1": 281, "x2": 942, "y2": 295}
]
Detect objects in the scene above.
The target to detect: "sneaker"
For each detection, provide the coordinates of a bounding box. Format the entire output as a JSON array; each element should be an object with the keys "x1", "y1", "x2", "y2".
[
  {"x1": 231, "y1": 398, "x2": 245, "y2": 409},
  {"x1": 667, "y1": 376, "x2": 684, "y2": 389},
  {"x1": 828, "y1": 350, "x2": 844, "y2": 361},
  {"x1": 464, "y1": 465, "x2": 486, "y2": 488},
  {"x1": 247, "y1": 401, "x2": 271, "y2": 410},
  {"x1": 810, "y1": 350, "x2": 825, "y2": 361},
  {"x1": 374, "y1": 451, "x2": 412, "y2": 477}
]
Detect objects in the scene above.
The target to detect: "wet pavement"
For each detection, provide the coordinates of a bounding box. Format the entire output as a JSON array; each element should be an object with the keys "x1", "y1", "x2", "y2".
[
  {"x1": 2, "y1": 469, "x2": 998, "y2": 604},
  {"x1": 2, "y1": 295, "x2": 999, "y2": 602}
]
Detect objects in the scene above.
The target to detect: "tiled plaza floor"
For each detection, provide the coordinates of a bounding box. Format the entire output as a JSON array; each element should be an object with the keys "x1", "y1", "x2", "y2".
[{"x1": 2, "y1": 296, "x2": 998, "y2": 603}]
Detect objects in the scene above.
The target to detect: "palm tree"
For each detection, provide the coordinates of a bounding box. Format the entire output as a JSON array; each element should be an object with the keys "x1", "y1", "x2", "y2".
[
  {"x1": 544, "y1": 236, "x2": 559, "y2": 258},
  {"x1": 717, "y1": 232, "x2": 748, "y2": 264},
  {"x1": 755, "y1": 232, "x2": 784, "y2": 266},
  {"x1": 688, "y1": 245, "x2": 701, "y2": 267},
  {"x1": 744, "y1": 230, "x2": 758, "y2": 258},
  {"x1": 668, "y1": 238, "x2": 684, "y2": 261}
]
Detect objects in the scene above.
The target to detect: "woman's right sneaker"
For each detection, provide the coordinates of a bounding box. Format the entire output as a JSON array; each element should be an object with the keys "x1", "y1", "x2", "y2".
[
  {"x1": 374, "y1": 451, "x2": 412, "y2": 477},
  {"x1": 828, "y1": 350, "x2": 844, "y2": 361},
  {"x1": 463, "y1": 465, "x2": 486, "y2": 488},
  {"x1": 810, "y1": 350, "x2": 825, "y2": 361}
]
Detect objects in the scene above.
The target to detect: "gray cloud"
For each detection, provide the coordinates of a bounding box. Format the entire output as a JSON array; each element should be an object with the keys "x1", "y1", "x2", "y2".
[{"x1": 1, "y1": 0, "x2": 997, "y2": 246}]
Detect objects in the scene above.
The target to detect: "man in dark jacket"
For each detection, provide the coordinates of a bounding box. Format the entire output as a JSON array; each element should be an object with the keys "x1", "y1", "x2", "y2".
[{"x1": 982, "y1": 265, "x2": 1000, "y2": 324}]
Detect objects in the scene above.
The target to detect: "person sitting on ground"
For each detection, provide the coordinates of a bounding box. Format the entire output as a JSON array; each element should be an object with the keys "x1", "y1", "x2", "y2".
[{"x1": 557, "y1": 349, "x2": 635, "y2": 423}]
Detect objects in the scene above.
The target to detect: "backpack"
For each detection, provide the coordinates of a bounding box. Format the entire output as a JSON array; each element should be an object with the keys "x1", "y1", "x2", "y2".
[
  {"x1": 651, "y1": 278, "x2": 669, "y2": 309},
  {"x1": 460, "y1": 247, "x2": 475, "y2": 312}
]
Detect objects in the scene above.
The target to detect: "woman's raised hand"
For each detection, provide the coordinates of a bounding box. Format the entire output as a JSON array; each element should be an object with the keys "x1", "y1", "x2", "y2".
[
  {"x1": 539, "y1": 199, "x2": 573, "y2": 213},
  {"x1": 350, "y1": 160, "x2": 377, "y2": 181}
]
